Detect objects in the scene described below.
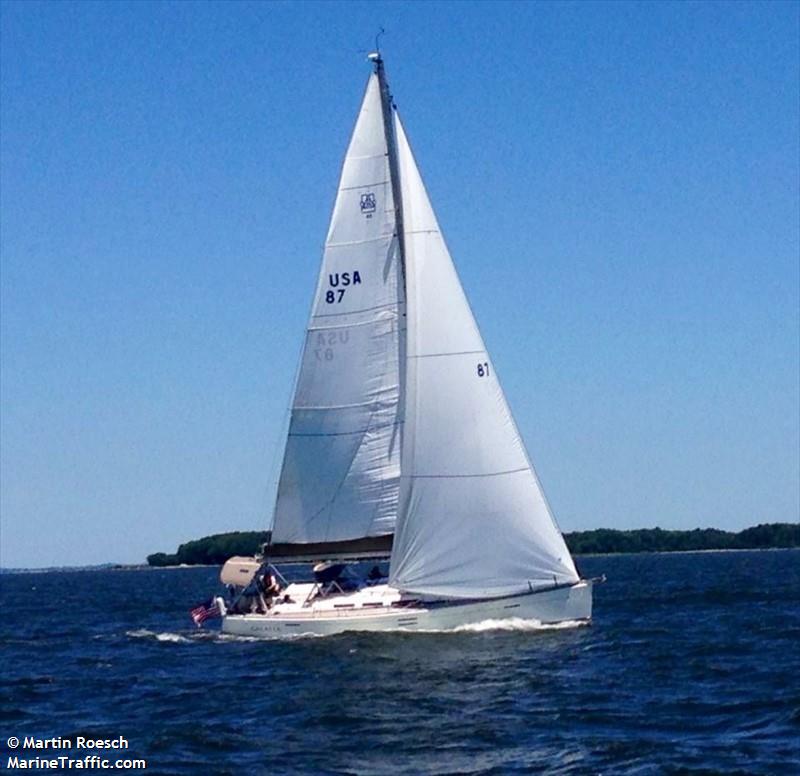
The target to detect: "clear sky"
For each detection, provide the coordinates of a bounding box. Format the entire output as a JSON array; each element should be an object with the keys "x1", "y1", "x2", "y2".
[{"x1": 1, "y1": 1, "x2": 798, "y2": 568}]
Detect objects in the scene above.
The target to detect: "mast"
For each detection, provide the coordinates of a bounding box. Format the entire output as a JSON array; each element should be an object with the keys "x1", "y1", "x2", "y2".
[
  {"x1": 371, "y1": 50, "x2": 409, "y2": 555},
  {"x1": 370, "y1": 52, "x2": 407, "y2": 294}
]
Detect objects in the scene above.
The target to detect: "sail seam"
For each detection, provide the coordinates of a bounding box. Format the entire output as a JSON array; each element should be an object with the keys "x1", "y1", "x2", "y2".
[
  {"x1": 326, "y1": 234, "x2": 396, "y2": 248},
  {"x1": 404, "y1": 467, "x2": 528, "y2": 479},
  {"x1": 312, "y1": 301, "x2": 403, "y2": 319},
  {"x1": 289, "y1": 421, "x2": 404, "y2": 437},
  {"x1": 326, "y1": 235, "x2": 396, "y2": 248},
  {"x1": 295, "y1": 394, "x2": 398, "y2": 410},
  {"x1": 308, "y1": 318, "x2": 404, "y2": 332},
  {"x1": 409, "y1": 350, "x2": 485, "y2": 359},
  {"x1": 339, "y1": 179, "x2": 390, "y2": 192}
]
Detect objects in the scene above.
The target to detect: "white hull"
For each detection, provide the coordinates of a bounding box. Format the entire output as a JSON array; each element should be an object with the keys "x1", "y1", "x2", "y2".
[{"x1": 221, "y1": 580, "x2": 593, "y2": 639}]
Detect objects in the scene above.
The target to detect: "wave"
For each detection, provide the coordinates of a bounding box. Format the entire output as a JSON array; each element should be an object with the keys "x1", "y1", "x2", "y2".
[
  {"x1": 125, "y1": 617, "x2": 588, "y2": 644},
  {"x1": 390, "y1": 617, "x2": 590, "y2": 635},
  {"x1": 219, "y1": 618, "x2": 590, "y2": 641},
  {"x1": 125, "y1": 628, "x2": 196, "y2": 643},
  {"x1": 215, "y1": 631, "x2": 325, "y2": 643},
  {"x1": 125, "y1": 627, "x2": 324, "y2": 644},
  {"x1": 447, "y1": 617, "x2": 589, "y2": 633}
]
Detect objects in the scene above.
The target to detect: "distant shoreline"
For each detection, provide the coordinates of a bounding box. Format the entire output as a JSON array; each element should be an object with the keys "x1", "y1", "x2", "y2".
[
  {"x1": 3, "y1": 542, "x2": 798, "y2": 574},
  {"x1": 0, "y1": 563, "x2": 219, "y2": 574},
  {"x1": 577, "y1": 546, "x2": 798, "y2": 558},
  {"x1": 144, "y1": 522, "x2": 799, "y2": 568}
]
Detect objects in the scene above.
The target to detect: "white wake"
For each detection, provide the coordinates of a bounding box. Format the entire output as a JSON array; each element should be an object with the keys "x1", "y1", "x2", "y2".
[
  {"x1": 125, "y1": 628, "x2": 195, "y2": 643},
  {"x1": 446, "y1": 617, "x2": 589, "y2": 633},
  {"x1": 125, "y1": 618, "x2": 588, "y2": 644}
]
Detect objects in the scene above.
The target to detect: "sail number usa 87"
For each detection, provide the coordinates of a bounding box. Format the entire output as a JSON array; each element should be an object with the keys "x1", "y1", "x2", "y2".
[{"x1": 325, "y1": 271, "x2": 362, "y2": 304}]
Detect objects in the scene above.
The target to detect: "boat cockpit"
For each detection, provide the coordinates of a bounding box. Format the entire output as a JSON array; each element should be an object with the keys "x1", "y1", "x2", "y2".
[{"x1": 220, "y1": 557, "x2": 389, "y2": 615}]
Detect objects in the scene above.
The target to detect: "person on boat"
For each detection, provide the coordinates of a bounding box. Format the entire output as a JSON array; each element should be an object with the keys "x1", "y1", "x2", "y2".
[
  {"x1": 366, "y1": 565, "x2": 384, "y2": 585},
  {"x1": 258, "y1": 570, "x2": 281, "y2": 611}
]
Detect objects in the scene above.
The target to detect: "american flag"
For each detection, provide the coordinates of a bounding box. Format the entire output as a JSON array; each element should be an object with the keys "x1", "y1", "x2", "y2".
[{"x1": 190, "y1": 598, "x2": 221, "y2": 627}]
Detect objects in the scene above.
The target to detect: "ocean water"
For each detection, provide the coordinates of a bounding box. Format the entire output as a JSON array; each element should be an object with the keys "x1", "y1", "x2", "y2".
[{"x1": 2, "y1": 550, "x2": 799, "y2": 775}]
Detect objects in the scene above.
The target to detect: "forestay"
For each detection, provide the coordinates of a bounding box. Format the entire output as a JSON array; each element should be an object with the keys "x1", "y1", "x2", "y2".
[
  {"x1": 388, "y1": 115, "x2": 579, "y2": 598},
  {"x1": 271, "y1": 74, "x2": 404, "y2": 546}
]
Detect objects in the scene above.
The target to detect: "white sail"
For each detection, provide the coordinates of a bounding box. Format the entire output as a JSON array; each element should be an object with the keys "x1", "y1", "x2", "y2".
[
  {"x1": 389, "y1": 115, "x2": 579, "y2": 598},
  {"x1": 270, "y1": 74, "x2": 404, "y2": 546}
]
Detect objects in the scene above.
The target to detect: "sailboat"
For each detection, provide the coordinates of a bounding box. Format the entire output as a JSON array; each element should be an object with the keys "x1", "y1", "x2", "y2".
[{"x1": 218, "y1": 53, "x2": 595, "y2": 638}]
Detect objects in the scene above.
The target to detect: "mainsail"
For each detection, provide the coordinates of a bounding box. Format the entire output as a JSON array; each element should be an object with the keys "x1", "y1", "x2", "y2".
[{"x1": 270, "y1": 74, "x2": 404, "y2": 550}]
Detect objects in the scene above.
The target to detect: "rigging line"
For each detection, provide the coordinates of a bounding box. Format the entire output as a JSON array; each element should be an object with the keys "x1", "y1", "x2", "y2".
[
  {"x1": 266, "y1": 314, "x2": 309, "y2": 540},
  {"x1": 403, "y1": 467, "x2": 528, "y2": 480}
]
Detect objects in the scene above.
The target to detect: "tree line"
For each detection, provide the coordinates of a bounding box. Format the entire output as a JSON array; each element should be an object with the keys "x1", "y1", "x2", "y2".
[{"x1": 147, "y1": 522, "x2": 799, "y2": 566}]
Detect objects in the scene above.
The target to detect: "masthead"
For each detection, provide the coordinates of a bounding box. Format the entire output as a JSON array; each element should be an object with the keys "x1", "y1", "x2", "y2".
[{"x1": 368, "y1": 27, "x2": 385, "y2": 69}]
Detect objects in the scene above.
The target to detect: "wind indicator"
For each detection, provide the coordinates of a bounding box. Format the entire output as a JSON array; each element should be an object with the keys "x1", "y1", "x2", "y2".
[{"x1": 367, "y1": 26, "x2": 385, "y2": 63}]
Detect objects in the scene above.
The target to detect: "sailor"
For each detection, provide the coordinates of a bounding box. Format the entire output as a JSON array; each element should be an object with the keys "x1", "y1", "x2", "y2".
[
  {"x1": 259, "y1": 570, "x2": 281, "y2": 611},
  {"x1": 366, "y1": 565, "x2": 384, "y2": 585}
]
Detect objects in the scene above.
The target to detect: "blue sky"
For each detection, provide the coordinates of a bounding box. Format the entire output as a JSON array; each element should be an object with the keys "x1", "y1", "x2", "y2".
[{"x1": 1, "y1": 1, "x2": 798, "y2": 568}]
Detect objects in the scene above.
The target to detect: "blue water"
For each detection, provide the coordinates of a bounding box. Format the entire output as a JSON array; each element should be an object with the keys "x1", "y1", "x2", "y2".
[{"x1": 2, "y1": 551, "x2": 799, "y2": 774}]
